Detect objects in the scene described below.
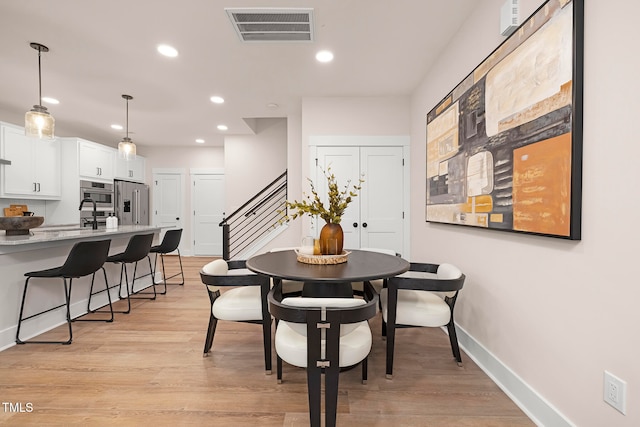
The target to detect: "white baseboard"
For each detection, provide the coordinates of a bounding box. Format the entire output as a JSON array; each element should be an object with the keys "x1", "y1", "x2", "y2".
[{"x1": 455, "y1": 324, "x2": 575, "y2": 427}]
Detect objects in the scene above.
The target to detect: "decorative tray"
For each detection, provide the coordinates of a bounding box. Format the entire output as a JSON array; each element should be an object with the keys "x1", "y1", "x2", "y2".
[{"x1": 295, "y1": 250, "x2": 351, "y2": 265}]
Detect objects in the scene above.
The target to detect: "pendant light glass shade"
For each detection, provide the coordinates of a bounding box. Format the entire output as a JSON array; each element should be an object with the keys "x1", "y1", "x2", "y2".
[
  {"x1": 25, "y1": 42, "x2": 55, "y2": 139},
  {"x1": 118, "y1": 137, "x2": 136, "y2": 158},
  {"x1": 25, "y1": 105, "x2": 55, "y2": 139},
  {"x1": 118, "y1": 94, "x2": 136, "y2": 160}
]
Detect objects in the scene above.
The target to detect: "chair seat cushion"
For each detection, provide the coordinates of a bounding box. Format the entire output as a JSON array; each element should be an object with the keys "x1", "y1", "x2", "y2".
[
  {"x1": 212, "y1": 286, "x2": 263, "y2": 321},
  {"x1": 380, "y1": 288, "x2": 451, "y2": 327},
  {"x1": 275, "y1": 320, "x2": 372, "y2": 368}
]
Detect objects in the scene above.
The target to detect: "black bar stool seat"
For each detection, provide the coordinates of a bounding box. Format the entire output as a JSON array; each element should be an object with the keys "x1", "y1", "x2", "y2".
[
  {"x1": 98, "y1": 233, "x2": 155, "y2": 314},
  {"x1": 16, "y1": 239, "x2": 112, "y2": 345},
  {"x1": 149, "y1": 228, "x2": 184, "y2": 294}
]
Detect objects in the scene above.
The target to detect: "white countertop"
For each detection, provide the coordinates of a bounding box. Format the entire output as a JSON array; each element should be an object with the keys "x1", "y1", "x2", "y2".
[{"x1": 0, "y1": 225, "x2": 161, "y2": 246}]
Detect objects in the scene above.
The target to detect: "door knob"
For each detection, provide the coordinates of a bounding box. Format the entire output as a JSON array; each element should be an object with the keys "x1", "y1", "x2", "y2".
[
  {"x1": 353, "y1": 222, "x2": 358, "y2": 228},
  {"x1": 362, "y1": 222, "x2": 368, "y2": 228},
  {"x1": 176, "y1": 217, "x2": 180, "y2": 220}
]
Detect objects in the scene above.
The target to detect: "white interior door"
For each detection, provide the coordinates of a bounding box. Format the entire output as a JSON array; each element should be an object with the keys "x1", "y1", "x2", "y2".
[
  {"x1": 315, "y1": 146, "x2": 361, "y2": 249},
  {"x1": 315, "y1": 145, "x2": 404, "y2": 255},
  {"x1": 192, "y1": 174, "x2": 225, "y2": 256},
  {"x1": 152, "y1": 172, "x2": 184, "y2": 243},
  {"x1": 359, "y1": 146, "x2": 404, "y2": 252}
]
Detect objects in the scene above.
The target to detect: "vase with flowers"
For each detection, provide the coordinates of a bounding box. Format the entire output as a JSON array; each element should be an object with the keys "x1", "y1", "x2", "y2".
[{"x1": 282, "y1": 167, "x2": 363, "y2": 255}]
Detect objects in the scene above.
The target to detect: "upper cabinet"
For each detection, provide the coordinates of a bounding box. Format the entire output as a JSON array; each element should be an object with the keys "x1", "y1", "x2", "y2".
[
  {"x1": 78, "y1": 139, "x2": 115, "y2": 182},
  {"x1": 115, "y1": 154, "x2": 145, "y2": 182},
  {"x1": 0, "y1": 122, "x2": 61, "y2": 199}
]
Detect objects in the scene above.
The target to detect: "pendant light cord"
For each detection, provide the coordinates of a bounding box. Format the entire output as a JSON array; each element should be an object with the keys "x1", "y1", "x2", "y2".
[
  {"x1": 37, "y1": 47, "x2": 42, "y2": 106},
  {"x1": 125, "y1": 97, "x2": 129, "y2": 139}
]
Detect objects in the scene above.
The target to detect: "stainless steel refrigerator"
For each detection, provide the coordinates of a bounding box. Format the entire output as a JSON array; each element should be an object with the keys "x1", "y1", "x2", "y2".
[{"x1": 114, "y1": 180, "x2": 149, "y2": 225}]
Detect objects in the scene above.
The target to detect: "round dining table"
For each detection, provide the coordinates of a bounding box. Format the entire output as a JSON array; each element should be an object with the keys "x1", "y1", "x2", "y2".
[{"x1": 246, "y1": 249, "x2": 410, "y2": 297}]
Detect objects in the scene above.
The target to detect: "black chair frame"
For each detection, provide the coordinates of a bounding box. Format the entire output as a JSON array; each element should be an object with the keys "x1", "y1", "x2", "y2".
[
  {"x1": 150, "y1": 229, "x2": 184, "y2": 295},
  {"x1": 382, "y1": 262, "x2": 466, "y2": 378},
  {"x1": 16, "y1": 239, "x2": 112, "y2": 345},
  {"x1": 200, "y1": 260, "x2": 272, "y2": 374},
  {"x1": 268, "y1": 281, "x2": 378, "y2": 427},
  {"x1": 90, "y1": 234, "x2": 155, "y2": 315}
]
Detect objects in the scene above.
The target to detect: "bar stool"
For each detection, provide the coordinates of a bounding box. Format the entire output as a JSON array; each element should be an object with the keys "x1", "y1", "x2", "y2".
[
  {"x1": 16, "y1": 239, "x2": 112, "y2": 345},
  {"x1": 104, "y1": 233, "x2": 155, "y2": 314},
  {"x1": 150, "y1": 228, "x2": 184, "y2": 295}
]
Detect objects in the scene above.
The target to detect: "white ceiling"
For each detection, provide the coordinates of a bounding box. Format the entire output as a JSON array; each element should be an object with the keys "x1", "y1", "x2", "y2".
[{"x1": 0, "y1": 0, "x2": 478, "y2": 149}]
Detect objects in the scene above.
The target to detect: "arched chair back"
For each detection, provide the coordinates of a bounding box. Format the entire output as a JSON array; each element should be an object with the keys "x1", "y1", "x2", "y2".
[
  {"x1": 381, "y1": 262, "x2": 466, "y2": 378},
  {"x1": 200, "y1": 259, "x2": 272, "y2": 374},
  {"x1": 268, "y1": 281, "x2": 378, "y2": 427}
]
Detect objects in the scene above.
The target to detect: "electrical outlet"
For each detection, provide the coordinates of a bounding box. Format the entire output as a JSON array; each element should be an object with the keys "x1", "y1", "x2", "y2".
[{"x1": 604, "y1": 371, "x2": 627, "y2": 415}]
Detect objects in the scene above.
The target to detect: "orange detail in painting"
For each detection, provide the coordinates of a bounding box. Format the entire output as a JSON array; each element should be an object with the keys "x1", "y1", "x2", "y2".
[{"x1": 513, "y1": 133, "x2": 572, "y2": 236}]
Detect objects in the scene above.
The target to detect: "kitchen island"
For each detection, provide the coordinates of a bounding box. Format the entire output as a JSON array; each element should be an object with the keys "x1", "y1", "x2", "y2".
[{"x1": 0, "y1": 225, "x2": 162, "y2": 350}]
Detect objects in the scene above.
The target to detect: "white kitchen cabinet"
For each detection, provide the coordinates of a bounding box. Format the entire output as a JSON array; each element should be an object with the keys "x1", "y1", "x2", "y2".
[
  {"x1": 78, "y1": 139, "x2": 114, "y2": 182},
  {"x1": 115, "y1": 154, "x2": 145, "y2": 182},
  {"x1": 0, "y1": 122, "x2": 61, "y2": 199}
]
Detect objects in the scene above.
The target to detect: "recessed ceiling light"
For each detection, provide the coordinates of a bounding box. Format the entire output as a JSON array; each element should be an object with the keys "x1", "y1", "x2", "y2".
[
  {"x1": 316, "y1": 50, "x2": 334, "y2": 63},
  {"x1": 157, "y1": 44, "x2": 178, "y2": 57},
  {"x1": 41, "y1": 97, "x2": 59, "y2": 105},
  {"x1": 267, "y1": 103, "x2": 279, "y2": 109},
  {"x1": 210, "y1": 96, "x2": 225, "y2": 104},
  {"x1": 195, "y1": 139, "x2": 205, "y2": 144},
  {"x1": 217, "y1": 124, "x2": 228, "y2": 131},
  {"x1": 111, "y1": 124, "x2": 123, "y2": 130}
]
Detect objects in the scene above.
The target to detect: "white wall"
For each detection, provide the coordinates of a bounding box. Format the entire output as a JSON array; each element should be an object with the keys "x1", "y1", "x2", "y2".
[
  {"x1": 295, "y1": 96, "x2": 411, "y2": 237},
  {"x1": 223, "y1": 118, "x2": 288, "y2": 216},
  {"x1": 410, "y1": 0, "x2": 640, "y2": 425},
  {"x1": 140, "y1": 145, "x2": 224, "y2": 254}
]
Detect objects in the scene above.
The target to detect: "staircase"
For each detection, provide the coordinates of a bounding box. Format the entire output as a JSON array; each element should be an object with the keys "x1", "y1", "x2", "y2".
[{"x1": 219, "y1": 171, "x2": 287, "y2": 260}]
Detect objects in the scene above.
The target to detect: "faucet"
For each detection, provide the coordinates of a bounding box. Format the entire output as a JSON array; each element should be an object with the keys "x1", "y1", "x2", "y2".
[{"x1": 79, "y1": 198, "x2": 98, "y2": 230}]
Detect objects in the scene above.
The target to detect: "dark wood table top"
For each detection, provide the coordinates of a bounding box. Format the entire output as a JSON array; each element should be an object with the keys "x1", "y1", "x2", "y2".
[{"x1": 246, "y1": 249, "x2": 410, "y2": 283}]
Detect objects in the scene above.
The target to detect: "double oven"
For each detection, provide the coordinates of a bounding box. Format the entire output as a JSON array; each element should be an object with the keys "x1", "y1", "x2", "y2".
[{"x1": 79, "y1": 180, "x2": 114, "y2": 228}]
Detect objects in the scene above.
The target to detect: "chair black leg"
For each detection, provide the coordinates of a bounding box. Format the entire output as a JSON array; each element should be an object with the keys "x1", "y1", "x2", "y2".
[
  {"x1": 203, "y1": 315, "x2": 218, "y2": 356},
  {"x1": 128, "y1": 258, "x2": 157, "y2": 300},
  {"x1": 447, "y1": 320, "x2": 463, "y2": 366},
  {"x1": 361, "y1": 357, "x2": 368, "y2": 384},
  {"x1": 74, "y1": 268, "x2": 114, "y2": 323},
  {"x1": 153, "y1": 251, "x2": 185, "y2": 295},
  {"x1": 151, "y1": 253, "x2": 166, "y2": 295},
  {"x1": 306, "y1": 366, "x2": 322, "y2": 427},
  {"x1": 16, "y1": 277, "x2": 73, "y2": 345},
  {"x1": 385, "y1": 321, "x2": 396, "y2": 379},
  {"x1": 277, "y1": 355, "x2": 283, "y2": 384},
  {"x1": 112, "y1": 263, "x2": 132, "y2": 314},
  {"x1": 262, "y1": 317, "x2": 272, "y2": 375},
  {"x1": 324, "y1": 363, "x2": 340, "y2": 427},
  {"x1": 15, "y1": 277, "x2": 31, "y2": 344}
]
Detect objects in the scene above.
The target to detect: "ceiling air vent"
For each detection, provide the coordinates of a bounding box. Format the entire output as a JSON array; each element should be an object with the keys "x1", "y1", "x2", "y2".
[{"x1": 225, "y1": 8, "x2": 314, "y2": 42}]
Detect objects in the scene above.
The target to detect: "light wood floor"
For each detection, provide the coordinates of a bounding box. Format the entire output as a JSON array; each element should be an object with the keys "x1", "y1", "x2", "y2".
[{"x1": 0, "y1": 256, "x2": 534, "y2": 426}]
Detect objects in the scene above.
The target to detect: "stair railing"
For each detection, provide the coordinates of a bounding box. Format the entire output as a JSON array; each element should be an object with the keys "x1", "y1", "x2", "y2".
[{"x1": 219, "y1": 170, "x2": 287, "y2": 260}]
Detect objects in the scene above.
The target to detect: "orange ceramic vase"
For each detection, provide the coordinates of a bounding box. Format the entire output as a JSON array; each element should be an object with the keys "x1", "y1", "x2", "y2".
[{"x1": 319, "y1": 223, "x2": 344, "y2": 255}]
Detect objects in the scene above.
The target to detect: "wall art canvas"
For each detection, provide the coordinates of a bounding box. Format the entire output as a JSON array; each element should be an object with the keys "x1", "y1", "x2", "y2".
[{"x1": 425, "y1": 0, "x2": 583, "y2": 239}]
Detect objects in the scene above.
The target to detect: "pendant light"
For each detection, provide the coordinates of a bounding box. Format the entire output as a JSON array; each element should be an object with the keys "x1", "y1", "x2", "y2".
[
  {"x1": 25, "y1": 42, "x2": 55, "y2": 139},
  {"x1": 117, "y1": 94, "x2": 136, "y2": 160}
]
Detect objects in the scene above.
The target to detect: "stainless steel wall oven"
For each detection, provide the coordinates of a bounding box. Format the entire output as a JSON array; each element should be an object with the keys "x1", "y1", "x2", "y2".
[{"x1": 79, "y1": 180, "x2": 114, "y2": 228}]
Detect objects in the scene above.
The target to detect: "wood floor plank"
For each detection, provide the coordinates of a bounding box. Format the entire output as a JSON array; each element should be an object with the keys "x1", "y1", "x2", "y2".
[{"x1": 0, "y1": 255, "x2": 534, "y2": 426}]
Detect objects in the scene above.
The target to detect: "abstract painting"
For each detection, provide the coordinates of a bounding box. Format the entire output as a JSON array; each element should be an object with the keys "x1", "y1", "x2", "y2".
[{"x1": 425, "y1": 0, "x2": 583, "y2": 239}]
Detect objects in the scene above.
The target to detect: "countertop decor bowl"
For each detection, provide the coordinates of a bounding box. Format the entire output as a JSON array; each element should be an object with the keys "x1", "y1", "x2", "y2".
[{"x1": 0, "y1": 216, "x2": 44, "y2": 235}]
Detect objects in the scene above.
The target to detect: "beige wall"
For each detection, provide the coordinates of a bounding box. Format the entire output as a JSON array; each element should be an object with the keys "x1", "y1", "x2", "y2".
[
  {"x1": 410, "y1": 0, "x2": 640, "y2": 425},
  {"x1": 139, "y1": 145, "x2": 224, "y2": 254},
  {"x1": 223, "y1": 118, "x2": 288, "y2": 216}
]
